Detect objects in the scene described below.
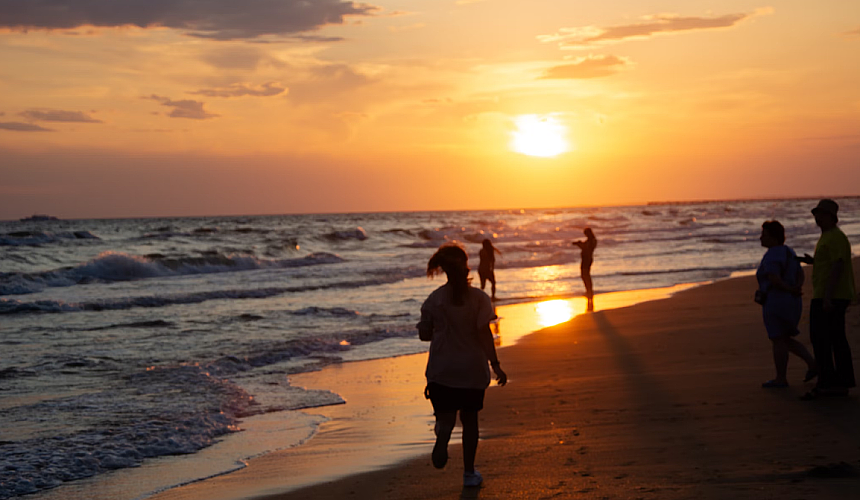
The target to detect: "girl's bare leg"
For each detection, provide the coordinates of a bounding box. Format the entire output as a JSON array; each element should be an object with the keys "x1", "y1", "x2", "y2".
[
  {"x1": 459, "y1": 410, "x2": 479, "y2": 473},
  {"x1": 432, "y1": 411, "x2": 456, "y2": 469}
]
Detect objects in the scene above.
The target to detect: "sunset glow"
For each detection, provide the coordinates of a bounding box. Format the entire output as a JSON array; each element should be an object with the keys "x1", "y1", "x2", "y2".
[
  {"x1": 510, "y1": 115, "x2": 570, "y2": 158},
  {"x1": 0, "y1": 1, "x2": 858, "y2": 218}
]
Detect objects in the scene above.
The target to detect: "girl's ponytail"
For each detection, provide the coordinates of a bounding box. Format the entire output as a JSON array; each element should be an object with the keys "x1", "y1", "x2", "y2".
[{"x1": 427, "y1": 242, "x2": 470, "y2": 305}]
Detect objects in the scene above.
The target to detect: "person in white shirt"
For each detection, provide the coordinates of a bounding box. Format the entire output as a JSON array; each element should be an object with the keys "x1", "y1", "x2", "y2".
[{"x1": 417, "y1": 243, "x2": 507, "y2": 488}]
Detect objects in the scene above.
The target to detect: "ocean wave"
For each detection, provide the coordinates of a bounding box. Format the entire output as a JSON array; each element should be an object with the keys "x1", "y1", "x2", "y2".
[
  {"x1": 84, "y1": 320, "x2": 176, "y2": 331},
  {"x1": 0, "y1": 364, "x2": 254, "y2": 499},
  {"x1": 495, "y1": 251, "x2": 575, "y2": 270},
  {"x1": 0, "y1": 230, "x2": 99, "y2": 247},
  {"x1": 324, "y1": 227, "x2": 368, "y2": 241},
  {"x1": 0, "y1": 251, "x2": 345, "y2": 296},
  {"x1": 292, "y1": 306, "x2": 359, "y2": 317},
  {"x1": 0, "y1": 273, "x2": 418, "y2": 316}
]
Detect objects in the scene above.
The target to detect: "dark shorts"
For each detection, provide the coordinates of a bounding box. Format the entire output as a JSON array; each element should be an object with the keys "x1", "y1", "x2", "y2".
[{"x1": 426, "y1": 382, "x2": 485, "y2": 413}]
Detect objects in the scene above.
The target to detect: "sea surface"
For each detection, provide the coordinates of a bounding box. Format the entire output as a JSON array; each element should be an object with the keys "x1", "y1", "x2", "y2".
[{"x1": 1, "y1": 198, "x2": 858, "y2": 498}]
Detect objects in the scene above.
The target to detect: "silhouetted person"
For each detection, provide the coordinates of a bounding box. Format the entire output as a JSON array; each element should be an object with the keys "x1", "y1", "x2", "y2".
[
  {"x1": 573, "y1": 228, "x2": 597, "y2": 311},
  {"x1": 756, "y1": 220, "x2": 816, "y2": 388},
  {"x1": 798, "y1": 199, "x2": 856, "y2": 399},
  {"x1": 478, "y1": 239, "x2": 501, "y2": 300},
  {"x1": 417, "y1": 243, "x2": 507, "y2": 488}
]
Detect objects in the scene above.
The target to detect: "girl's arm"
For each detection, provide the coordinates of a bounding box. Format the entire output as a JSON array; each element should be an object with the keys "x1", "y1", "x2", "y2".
[
  {"x1": 478, "y1": 324, "x2": 507, "y2": 385},
  {"x1": 417, "y1": 306, "x2": 433, "y2": 341}
]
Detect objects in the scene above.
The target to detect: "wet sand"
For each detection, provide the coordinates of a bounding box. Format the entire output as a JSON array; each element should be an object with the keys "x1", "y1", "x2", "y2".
[{"x1": 152, "y1": 264, "x2": 860, "y2": 500}]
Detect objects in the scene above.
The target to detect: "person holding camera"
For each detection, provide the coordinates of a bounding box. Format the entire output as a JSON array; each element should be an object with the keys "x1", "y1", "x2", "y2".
[{"x1": 756, "y1": 220, "x2": 816, "y2": 388}]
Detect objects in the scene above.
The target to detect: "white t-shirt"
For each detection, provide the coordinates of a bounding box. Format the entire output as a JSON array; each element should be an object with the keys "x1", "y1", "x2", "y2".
[{"x1": 418, "y1": 284, "x2": 497, "y2": 389}]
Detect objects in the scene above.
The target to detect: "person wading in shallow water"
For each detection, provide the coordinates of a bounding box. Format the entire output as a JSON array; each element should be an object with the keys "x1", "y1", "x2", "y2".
[
  {"x1": 573, "y1": 228, "x2": 597, "y2": 312},
  {"x1": 417, "y1": 242, "x2": 507, "y2": 488},
  {"x1": 478, "y1": 238, "x2": 501, "y2": 300}
]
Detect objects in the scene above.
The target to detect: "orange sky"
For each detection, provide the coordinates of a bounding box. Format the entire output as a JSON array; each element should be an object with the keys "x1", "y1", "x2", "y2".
[{"x1": 1, "y1": 0, "x2": 858, "y2": 219}]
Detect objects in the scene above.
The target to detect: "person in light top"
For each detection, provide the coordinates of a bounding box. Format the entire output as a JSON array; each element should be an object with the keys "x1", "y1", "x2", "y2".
[
  {"x1": 755, "y1": 220, "x2": 816, "y2": 388},
  {"x1": 417, "y1": 242, "x2": 507, "y2": 488}
]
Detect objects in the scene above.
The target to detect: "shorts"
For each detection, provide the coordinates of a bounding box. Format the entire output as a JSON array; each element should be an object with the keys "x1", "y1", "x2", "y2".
[
  {"x1": 762, "y1": 296, "x2": 802, "y2": 339},
  {"x1": 426, "y1": 382, "x2": 485, "y2": 413}
]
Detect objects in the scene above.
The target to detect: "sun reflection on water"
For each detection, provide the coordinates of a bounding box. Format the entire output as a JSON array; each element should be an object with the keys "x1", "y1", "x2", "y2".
[{"x1": 534, "y1": 299, "x2": 579, "y2": 327}]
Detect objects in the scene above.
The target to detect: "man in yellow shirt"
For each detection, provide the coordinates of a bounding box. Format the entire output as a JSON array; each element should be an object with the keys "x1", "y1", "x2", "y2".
[{"x1": 798, "y1": 199, "x2": 856, "y2": 398}]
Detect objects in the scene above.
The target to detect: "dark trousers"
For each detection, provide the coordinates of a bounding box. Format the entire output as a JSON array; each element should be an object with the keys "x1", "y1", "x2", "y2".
[{"x1": 810, "y1": 299, "x2": 855, "y2": 389}]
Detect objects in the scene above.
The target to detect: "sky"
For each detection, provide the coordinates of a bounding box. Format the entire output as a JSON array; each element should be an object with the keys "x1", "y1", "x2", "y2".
[{"x1": 0, "y1": 0, "x2": 858, "y2": 219}]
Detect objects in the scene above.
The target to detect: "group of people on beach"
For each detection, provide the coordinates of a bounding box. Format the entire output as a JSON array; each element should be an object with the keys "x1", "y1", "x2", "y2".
[
  {"x1": 755, "y1": 198, "x2": 855, "y2": 400},
  {"x1": 416, "y1": 198, "x2": 855, "y2": 489}
]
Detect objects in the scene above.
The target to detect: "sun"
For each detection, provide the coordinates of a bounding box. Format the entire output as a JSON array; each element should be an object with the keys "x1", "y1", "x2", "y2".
[{"x1": 510, "y1": 114, "x2": 569, "y2": 157}]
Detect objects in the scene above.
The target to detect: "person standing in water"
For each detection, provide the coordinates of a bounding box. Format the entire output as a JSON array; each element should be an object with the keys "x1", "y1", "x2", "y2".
[
  {"x1": 478, "y1": 239, "x2": 501, "y2": 300},
  {"x1": 573, "y1": 228, "x2": 597, "y2": 311},
  {"x1": 417, "y1": 242, "x2": 507, "y2": 488}
]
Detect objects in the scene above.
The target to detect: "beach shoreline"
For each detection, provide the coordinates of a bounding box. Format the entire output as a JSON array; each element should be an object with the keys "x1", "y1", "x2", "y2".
[
  {"x1": 119, "y1": 284, "x2": 693, "y2": 500},
  {"x1": 151, "y1": 260, "x2": 860, "y2": 500}
]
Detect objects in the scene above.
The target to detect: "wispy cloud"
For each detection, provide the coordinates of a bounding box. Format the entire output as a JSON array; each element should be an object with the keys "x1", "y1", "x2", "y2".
[
  {"x1": 845, "y1": 27, "x2": 860, "y2": 38},
  {"x1": 539, "y1": 8, "x2": 773, "y2": 49},
  {"x1": 200, "y1": 46, "x2": 269, "y2": 70},
  {"x1": 146, "y1": 95, "x2": 219, "y2": 120},
  {"x1": 540, "y1": 55, "x2": 631, "y2": 79},
  {"x1": 388, "y1": 23, "x2": 425, "y2": 33},
  {"x1": 189, "y1": 82, "x2": 287, "y2": 98},
  {"x1": 0, "y1": 0, "x2": 380, "y2": 40},
  {"x1": 0, "y1": 122, "x2": 53, "y2": 132},
  {"x1": 20, "y1": 109, "x2": 102, "y2": 123},
  {"x1": 285, "y1": 63, "x2": 374, "y2": 103}
]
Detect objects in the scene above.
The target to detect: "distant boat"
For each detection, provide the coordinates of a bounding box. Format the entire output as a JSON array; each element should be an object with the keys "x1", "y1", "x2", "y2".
[{"x1": 20, "y1": 214, "x2": 60, "y2": 221}]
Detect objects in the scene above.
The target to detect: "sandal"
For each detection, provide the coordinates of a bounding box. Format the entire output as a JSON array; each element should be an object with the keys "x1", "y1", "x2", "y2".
[{"x1": 762, "y1": 379, "x2": 789, "y2": 388}]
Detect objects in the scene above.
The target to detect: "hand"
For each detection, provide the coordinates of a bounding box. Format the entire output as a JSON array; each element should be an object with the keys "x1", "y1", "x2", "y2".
[
  {"x1": 492, "y1": 364, "x2": 507, "y2": 386},
  {"x1": 800, "y1": 253, "x2": 814, "y2": 264}
]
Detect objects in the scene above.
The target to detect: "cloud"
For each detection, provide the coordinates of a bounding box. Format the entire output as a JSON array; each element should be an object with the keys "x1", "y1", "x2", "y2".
[
  {"x1": 0, "y1": 0, "x2": 380, "y2": 40},
  {"x1": 0, "y1": 122, "x2": 53, "y2": 132},
  {"x1": 146, "y1": 95, "x2": 219, "y2": 119},
  {"x1": 200, "y1": 46, "x2": 268, "y2": 69},
  {"x1": 190, "y1": 82, "x2": 287, "y2": 98},
  {"x1": 540, "y1": 55, "x2": 631, "y2": 79},
  {"x1": 845, "y1": 27, "x2": 860, "y2": 38},
  {"x1": 539, "y1": 8, "x2": 772, "y2": 49},
  {"x1": 20, "y1": 109, "x2": 102, "y2": 123}
]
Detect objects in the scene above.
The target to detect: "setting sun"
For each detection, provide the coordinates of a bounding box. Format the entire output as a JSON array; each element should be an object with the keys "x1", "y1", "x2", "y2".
[{"x1": 510, "y1": 115, "x2": 570, "y2": 158}]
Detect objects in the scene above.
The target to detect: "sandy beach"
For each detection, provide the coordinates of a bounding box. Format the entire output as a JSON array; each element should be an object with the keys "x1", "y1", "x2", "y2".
[{"x1": 150, "y1": 261, "x2": 860, "y2": 500}]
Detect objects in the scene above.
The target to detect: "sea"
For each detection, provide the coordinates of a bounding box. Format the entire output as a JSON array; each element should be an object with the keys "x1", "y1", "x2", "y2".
[{"x1": 1, "y1": 197, "x2": 858, "y2": 499}]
